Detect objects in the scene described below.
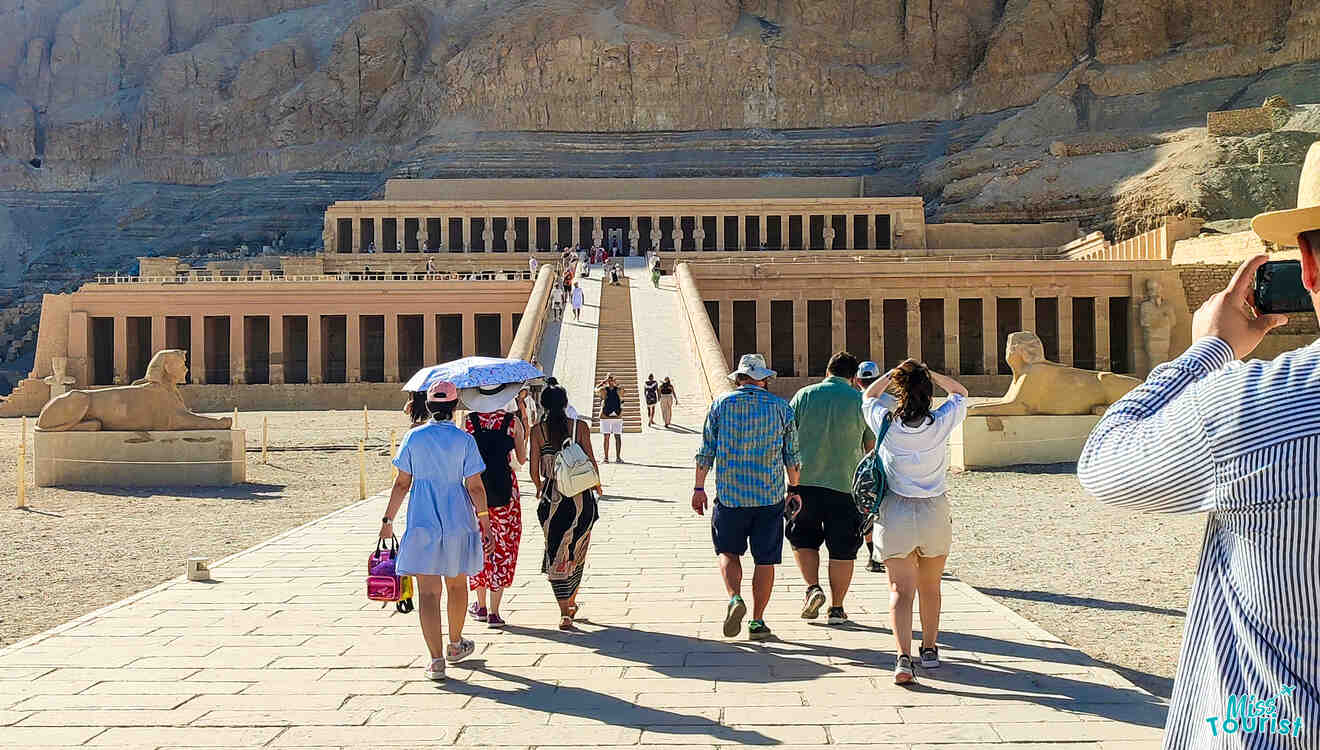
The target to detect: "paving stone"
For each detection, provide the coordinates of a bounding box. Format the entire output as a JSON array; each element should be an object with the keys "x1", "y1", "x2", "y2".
[
  {"x1": 16, "y1": 708, "x2": 207, "y2": 726},
  {"x1": 191, "y1": 709, "x2": 373, "y2": 726},
  {"x1": 89, "y1": 727, "x2": 282, "y2": 746},
  {"x1": 0, "y1": 726, "x2": 104, "y2": 745}
]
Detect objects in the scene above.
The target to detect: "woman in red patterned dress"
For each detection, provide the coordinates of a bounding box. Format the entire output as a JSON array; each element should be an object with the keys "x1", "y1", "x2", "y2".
[{"x1": 462, "y1": 404, "x2": 527, "y2": 627}]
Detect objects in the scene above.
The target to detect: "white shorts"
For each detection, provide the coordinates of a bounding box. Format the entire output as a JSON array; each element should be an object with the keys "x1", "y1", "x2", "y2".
[
  {"x1": 600, "y1": 418, "x2": 624, "y2": 434},
  {"x1": 874, "y1": 491, "x2": 952, "y2": 561}
]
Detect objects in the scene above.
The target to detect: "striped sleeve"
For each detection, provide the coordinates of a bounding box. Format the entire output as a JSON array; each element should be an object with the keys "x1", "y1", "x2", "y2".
[{"x1": 1078, "y1": 337, "x2": 1235, "y2": 513}]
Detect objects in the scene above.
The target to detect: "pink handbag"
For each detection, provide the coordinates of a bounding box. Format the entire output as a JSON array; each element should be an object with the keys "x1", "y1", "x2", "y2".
[{"x1": 367, "y1": 537, "x2": 414, "y2": 613}]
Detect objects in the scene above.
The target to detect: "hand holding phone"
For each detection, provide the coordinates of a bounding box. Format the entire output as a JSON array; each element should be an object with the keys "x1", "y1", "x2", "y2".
[
  {"x1": 1254, "y1": 259, "x2": 1312, "y2": 314},
  {"x1": 1192, "y1": 255, "x2": 1289, "y2": 360}
]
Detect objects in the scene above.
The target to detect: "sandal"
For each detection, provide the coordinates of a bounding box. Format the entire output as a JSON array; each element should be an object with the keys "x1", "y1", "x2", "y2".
[
  {"x1": 559, "y1": 616, "x2": 578, "y2": 631},
  {"x1": 566, "y1": 602, "x2": 582, "y2": 620}
]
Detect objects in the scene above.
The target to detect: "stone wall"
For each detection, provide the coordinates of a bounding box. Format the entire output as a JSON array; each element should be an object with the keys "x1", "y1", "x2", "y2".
[
  {"x1": 1206, "y1": 107, "x2": 1277, "y2": 137},
  {"x1": 1178, "y1": 264, "x2": 1318, "y2": 338},
  {"x1": 1170, "y1": 230, "x2": 1304, "y2": 265},
  {"x1": 180, "y1": 383, "x2": 406, "y2": 413},
  {"x1": 924, "y1": 222, "x2": 1079, "y2": 250}
]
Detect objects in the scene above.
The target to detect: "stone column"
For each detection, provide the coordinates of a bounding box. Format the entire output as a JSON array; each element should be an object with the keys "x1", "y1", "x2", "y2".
[
  {"x1": 395, "y1": 216, "x2": 406, "y2": 252},
  {"x1": 943, "y1": 296, "x2": 959, "y2": 376},
  {"x1": 352, "y1": 217, "x2": 362, "y2": 253},
  {"x1": 461, "y1": 313, "x2": 476, "y2": 357},
  {"x1": 550, "y1": 216, "x2": 559, "y2": 249},
  {"x1": 650, "y1": 215, "x2": 662, "y2": 252},
  {"x1": 982, "y1": 295, "x2": 998, "y2": 375},
  {"x1": 112, "y1": 315, "x2": 127, "y2": 384},
  {"x1": 230, "y1": 315, "x2": 246, "y2": 384},
  {"x1": 346, "y1": 313, "x2": 361, "y2": 383},
  {"x1": 715, "y1": 216, "x2": 725, "y2": 251},
  {"x1": 1059, "y1": 295, "x2": 1074, "y2": 366},
  {"x1": 307, "y1": 314, "x2": 323, "y2": 384},
  {"x1": 364, "y1": 217, "x2": 377, "y2": 252},
  {"x1": 500, "y1": 312, "x2": 514, "y2": 356},
  {"x1": 504, "y1": 225, "x2": 517, "y2": 253},
  {"x1": 68, "y1": 312, "x2": 89, "y2": 386},
  {"x1": 740, "y1": 216, "x2": 750, "y2": 251},
  {"x1": 693, "y1": 226, "x2": 706, "y2": 252},
  {"x1": 385, "y1": 312, "x2": 399, "y2": 382},
  {"x1": 718, "y1": 299, "x2": 734, "y2": 369},
  {"x1": 1095, "y1": 296, "x2": 1111, "y2": 371},
  {"x1": 571, "y1": 217, "x2": 581, "y2": 249},
  {"x1": 418, "y1": 218, "x2": 429, "y2": 252},
  {"x1": 845, "y1": 215, "x2": 855, "y2": 250},
  {"x1": 191, "y1": 315, "x2": 207, "y2": 385},
  {"x1": 151, "y1": 314, "x2": 166, "y2": 358},
  {"x1": 793, "y1": 295, "x2": 808, "y2": 378},
  {"x1": 482, "y1": 218, "x2": 494, "y2": 252},
  {"x1": 864, "y1": 214, "x2": 875, "y2": 250},
  {"x1": 671, "y1": 222, "x2": 684, "y2": 253},
  {"x1": 269, "y1": 314, "x2": 285, "y2": 384},
  {"x1": 755, "y1": 300, "x2": 770, "y2": 361},
  {"x1": 831, "y1": 293, "x2": 845, "y2": 354},
  {"x1": 423, "y1": 313, "x2": 437, "y2": 366},
  {"x1": 800, "y1": 214, "x2": 809, "y2": 250},
  {"x1": 1022, "y1": 295, "x2": 1037, "y2": 336},
  {"x1": 906, "y1": 296, "x2": 921, "y2": 362},
  {"x1": 869, "y1": 295, "x2": 884, "y2": 367}
]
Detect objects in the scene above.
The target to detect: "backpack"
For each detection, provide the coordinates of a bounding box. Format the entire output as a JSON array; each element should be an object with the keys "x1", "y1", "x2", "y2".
[
  {"x1": 554, "y1": 429, "x2": 600, "y2": 498},
  {"x1": 468, "y1": 413, "x2": 516, "y2": 507},
  {"x1": 852, "y1": 411, "x2": 894, "y2": 520}
]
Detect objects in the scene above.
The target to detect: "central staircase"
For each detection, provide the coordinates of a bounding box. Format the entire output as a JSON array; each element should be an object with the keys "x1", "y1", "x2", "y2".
[{"x1": 590, "y1": 277, "x2": 643, "y2": 433}]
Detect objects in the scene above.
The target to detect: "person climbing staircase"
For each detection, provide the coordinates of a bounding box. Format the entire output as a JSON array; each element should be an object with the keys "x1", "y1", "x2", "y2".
[{"x1": 590, "y1": 275, "x2": 643, "y2": 434}]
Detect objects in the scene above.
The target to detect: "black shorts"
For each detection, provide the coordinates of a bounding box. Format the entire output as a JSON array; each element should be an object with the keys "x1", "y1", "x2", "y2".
[
  {"x1": 785, "y1": 485, "x2": 864, "y2": 561},
  {"x1": 711, "y1": 501, "x2": 784, "y2": 566}
]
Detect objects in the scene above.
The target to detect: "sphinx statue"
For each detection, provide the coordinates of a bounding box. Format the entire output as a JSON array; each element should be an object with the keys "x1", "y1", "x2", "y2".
[
  {"x1": 967, "y1": 331, "x2": 1141, "y2": 417},
  {"x1": 37, "y1": 349, "x2": 232, "y2": 432}
]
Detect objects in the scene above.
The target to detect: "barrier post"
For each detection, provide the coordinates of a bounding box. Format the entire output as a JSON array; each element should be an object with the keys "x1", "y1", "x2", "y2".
[
  {"x1": 363, "y1": 405, "x2": 369, "y2": 442},
  {"x1": 261, "y1": 416, "x2": 269, "y2": 464},
  {"x1": 389, "y1": 430, "x2": 398, "y2": 481},
  {"x1": 358, "y1": 439, "x2": 366, "y2": 501},
  {"x1": 232, "y1": 407, "x2": 238, "y2": 427},
  {"x1": 16, "y1": 417, "x2": 27, "y2": 509}
]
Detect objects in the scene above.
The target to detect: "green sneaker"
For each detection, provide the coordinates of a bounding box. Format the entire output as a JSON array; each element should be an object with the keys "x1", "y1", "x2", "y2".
[
  {"x1": 747, "y1": 620, "x2": 773, "y2": 641},
  {"x1": 723, "y1": 595, "x2": 747, "y2": 637}
]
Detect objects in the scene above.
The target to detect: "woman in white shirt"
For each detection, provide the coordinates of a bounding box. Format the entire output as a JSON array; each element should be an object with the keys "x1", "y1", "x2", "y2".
[{"x1": 862, "y1": 359, "x2": 968, "y2": 685}]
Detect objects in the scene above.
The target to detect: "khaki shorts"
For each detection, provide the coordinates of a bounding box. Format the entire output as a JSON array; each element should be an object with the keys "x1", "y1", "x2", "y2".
[{"x1": 873, "y1": 491, "x2": 952, "y2": 562}]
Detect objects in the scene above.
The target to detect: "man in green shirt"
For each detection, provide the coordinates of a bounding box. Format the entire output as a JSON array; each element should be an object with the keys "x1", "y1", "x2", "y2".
[{"x1": 787, "y1": 351, "x2": 875, "y2": 624}]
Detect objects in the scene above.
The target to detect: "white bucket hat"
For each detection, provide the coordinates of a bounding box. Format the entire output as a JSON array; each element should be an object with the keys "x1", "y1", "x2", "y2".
[
  {"x1": 728, "y1": 353, "x2": 776, "y2": 381},
  {"x1": 1252, "y1": 141, "x2": 1320, "y2": 247}
]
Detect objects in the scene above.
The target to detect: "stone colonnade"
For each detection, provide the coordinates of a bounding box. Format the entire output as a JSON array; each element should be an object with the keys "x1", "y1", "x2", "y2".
[
  {"x1": 62, "y1": 282, "x2": 530, "y2": 389},
  {"x1": 691, "y1": 269, "x2": 1153, "y2": 380},
  {"x1": 323, "y1": 199, "x2": 925, "y2": 253}
]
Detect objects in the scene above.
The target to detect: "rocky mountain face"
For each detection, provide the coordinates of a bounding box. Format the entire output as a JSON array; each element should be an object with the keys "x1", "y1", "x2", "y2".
[{"x1": 1, "y1": 0, "x2": 1319, "y2": 387}]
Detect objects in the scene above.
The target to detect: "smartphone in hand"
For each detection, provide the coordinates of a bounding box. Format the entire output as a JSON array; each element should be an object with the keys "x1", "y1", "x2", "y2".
[{"x1": 1254, "y1": 260, "x2": 1311, "y2": 314}]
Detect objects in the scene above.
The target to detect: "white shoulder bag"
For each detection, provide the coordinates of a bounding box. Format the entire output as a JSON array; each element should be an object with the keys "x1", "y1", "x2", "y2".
[{"x1": 553, "y1": 428, "x2": 599, "y2": 497}]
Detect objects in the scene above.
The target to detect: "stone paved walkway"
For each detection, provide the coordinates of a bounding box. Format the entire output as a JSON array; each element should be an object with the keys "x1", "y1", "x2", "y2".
[{"x1": 0, "y1": 261, "x2": 1168, "y2": 748}]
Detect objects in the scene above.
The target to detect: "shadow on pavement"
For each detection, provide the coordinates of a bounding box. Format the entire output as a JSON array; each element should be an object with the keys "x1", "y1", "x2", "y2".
[
  {"x1": 496, "y1": 622, "x2": 1167, "y2": 728},
  {"x1": 418, "y1": 662, "x2": 776, "y2": 744}
]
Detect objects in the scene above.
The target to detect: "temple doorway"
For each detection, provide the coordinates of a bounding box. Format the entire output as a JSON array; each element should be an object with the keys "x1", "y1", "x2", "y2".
[{"x1": 602, "y1": 217, "x2": 630, "y2": 255}]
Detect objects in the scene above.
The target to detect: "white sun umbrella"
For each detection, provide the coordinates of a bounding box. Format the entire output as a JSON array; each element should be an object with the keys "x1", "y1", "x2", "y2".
[{"x1": 400, "y1": 356, "x2": 544, "y2": 393}]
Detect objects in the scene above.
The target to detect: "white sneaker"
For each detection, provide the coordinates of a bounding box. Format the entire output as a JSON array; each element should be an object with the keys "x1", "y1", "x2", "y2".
[
  {"x1": 445, "y1": 638, "x2": 475, "y2": 663},
  {"x1": 423, "y1": 657, "x2": 446, "y2": 681}
]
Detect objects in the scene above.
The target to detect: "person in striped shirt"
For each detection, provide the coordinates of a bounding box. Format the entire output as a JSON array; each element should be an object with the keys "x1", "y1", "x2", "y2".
[{"x1": 1080, "y1": 145, "x2": 1320, "y2": 748}]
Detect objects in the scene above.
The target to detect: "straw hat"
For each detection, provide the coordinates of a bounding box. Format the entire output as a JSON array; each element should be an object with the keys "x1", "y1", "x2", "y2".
[{"x1": 1252, "y1": 141, "x2": 1320, "y2": 247}]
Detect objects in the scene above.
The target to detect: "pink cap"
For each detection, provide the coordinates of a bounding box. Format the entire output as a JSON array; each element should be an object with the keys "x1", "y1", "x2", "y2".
[{"x1": 426, "y1": 380, "x2": 459, "y2": 403}]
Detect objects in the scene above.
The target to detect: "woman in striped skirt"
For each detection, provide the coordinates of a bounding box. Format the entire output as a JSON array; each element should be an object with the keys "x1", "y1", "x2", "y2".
[{"x1": 528, "y1": 385, "x2": 601, "y2": 631}]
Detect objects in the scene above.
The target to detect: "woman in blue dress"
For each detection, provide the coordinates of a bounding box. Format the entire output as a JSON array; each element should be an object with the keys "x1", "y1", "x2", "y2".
[{"x1": 379, "y1": 380, "x2": 493, "y2": 681}]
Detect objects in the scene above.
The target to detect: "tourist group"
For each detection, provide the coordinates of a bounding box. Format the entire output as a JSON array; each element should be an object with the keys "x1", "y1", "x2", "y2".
[{"x1": 377, "y1": 336, "x2": 967, "y2": 685}]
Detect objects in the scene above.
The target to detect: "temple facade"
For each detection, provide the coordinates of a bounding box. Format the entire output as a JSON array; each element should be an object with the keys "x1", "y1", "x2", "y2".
[
  {"x1": 322, "y1": 177, "x2": 929, "y2": 254},
  {"x1": 8, "y1": 178, "x2": 1305, "y2": 417}
]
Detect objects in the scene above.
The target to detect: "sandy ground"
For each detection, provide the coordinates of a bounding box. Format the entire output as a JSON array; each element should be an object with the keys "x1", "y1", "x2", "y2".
[
  {"x1": 946, "y1": 464, "x2": 1202, "y2": 698},
  {"x1": 0, "y1": 410, "x2": 404, "y2": 648}
]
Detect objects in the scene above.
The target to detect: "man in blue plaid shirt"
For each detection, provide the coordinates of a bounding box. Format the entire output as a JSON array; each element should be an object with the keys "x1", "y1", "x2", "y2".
[{"x1": 694, "y1": 353, "x2": 803, "y2": 641}]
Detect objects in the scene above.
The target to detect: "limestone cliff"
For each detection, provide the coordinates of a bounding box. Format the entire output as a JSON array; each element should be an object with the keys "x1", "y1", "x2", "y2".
[{"x1": 1, "y1": 0, "x2": 1319, "y2": 384}]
